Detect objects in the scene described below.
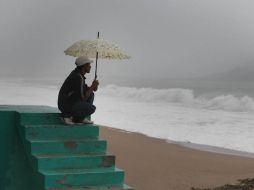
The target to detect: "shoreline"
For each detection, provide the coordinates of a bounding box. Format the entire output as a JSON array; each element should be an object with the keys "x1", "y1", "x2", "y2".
[
  {"x1": 101, "y1": 126, "x2": 254, "y2": 159},
  {"x1": 100, "y1": 126, "x2": 254, "y2": 190},
  {"x1": 173, "y1": 140, "x2": 254, "y2": 159}
]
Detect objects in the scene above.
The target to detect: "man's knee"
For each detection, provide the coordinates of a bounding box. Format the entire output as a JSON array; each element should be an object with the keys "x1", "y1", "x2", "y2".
[
  {"x1": 85, "y1": 104, "x2": 96, "y2": 116},
  {"x1": 90, "y1": 105, "x2": 96, "y2": 114}
]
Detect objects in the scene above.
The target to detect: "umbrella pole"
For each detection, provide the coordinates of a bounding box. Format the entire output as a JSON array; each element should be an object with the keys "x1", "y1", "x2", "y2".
[{"x1": 95, "y1": 32, "x2": 100, "y2": 80}]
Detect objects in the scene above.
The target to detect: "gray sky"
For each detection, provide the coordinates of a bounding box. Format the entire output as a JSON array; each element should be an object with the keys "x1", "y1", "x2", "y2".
[{"x1": 1, "y1": 0, "x2": 254, "y2": 80}]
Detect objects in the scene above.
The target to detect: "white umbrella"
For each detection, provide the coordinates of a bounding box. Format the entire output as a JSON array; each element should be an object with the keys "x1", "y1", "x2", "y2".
[{"x1": 64, "y1": 32, "x2": 131, "y2": 79}]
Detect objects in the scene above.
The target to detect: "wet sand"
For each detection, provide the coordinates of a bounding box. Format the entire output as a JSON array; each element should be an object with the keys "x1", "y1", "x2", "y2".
[{"x1": 100, "y1": 126, "x2": 254, "y2": 190}]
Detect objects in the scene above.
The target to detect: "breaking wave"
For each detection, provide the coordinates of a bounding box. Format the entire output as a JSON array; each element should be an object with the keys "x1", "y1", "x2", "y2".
[{"x1": 99, "y1": 85, "x2": 254, "y2": 112}]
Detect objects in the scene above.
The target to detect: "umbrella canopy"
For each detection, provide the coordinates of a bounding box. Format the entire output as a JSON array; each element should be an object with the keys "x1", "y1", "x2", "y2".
[
  {"x1": 64, "y1": 32, "x2": 130, "y2": 79},
  {"x1": 64, "y1": 39, "x2": 131, "y2": 59}
]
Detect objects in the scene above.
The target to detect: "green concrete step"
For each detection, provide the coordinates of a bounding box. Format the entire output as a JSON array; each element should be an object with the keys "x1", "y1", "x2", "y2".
[
  {"x1": 29, "y1": 139, "x2": 107, "y2": 154},
  {"x1": 24, "y1": 124, "x2": 99, "y2": 140},
  {"x1": 41, "y1": 167, "x2": 124, "y2": 188},
  {"x1": 46, "y1": 183, "x2": 133, "y2": 189},
  {"x1": 19, "y1": 113, "x2": 62, "y2": 125},
  {"x1": 19, "y1": 112, "x2": 91, "y2": 125},
  {"x1": 34, "y1": 153, "x2": 115, "y2": 170}
]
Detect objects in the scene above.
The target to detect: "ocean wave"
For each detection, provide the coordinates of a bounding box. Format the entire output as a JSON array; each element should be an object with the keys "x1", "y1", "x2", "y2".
[{"x1": 99, "y1": 85, "x2": 254, "y2": 112}]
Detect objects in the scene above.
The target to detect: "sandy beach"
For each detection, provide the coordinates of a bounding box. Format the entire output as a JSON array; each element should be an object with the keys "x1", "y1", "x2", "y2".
[{"x1": 100, "y1": 126, "x2": 254, "y2": 190}]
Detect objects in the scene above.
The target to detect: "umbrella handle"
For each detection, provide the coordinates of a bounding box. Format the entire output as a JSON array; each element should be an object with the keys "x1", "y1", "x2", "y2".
[
  {"x1": 95, "y1": 51, "x2": 98, "y2": 80},
  {"x1": 94, "y1": 32, "x2": 100, "y2": 80}
]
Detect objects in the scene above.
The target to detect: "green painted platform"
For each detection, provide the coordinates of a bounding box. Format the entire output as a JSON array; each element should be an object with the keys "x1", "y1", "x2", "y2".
[{"x1": 0, "y1": 105, "x2": 133, "y2": 190}]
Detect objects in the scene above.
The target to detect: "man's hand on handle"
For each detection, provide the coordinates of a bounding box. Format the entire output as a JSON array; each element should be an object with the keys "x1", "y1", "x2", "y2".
[
  {"x1": 91, "y1": 80, "x2": 99, "y2": 91},
  {"x1": 83, "y1": 80, "x2": 99, "y2": 101}
]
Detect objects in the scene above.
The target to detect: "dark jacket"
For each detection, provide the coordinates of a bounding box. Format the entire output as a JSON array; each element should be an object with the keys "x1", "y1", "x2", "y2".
[{"x1": 58, "y1": 68, "x2": 88, "y2": 111}]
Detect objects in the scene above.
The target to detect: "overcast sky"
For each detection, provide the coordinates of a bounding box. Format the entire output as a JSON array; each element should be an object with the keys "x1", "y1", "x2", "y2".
[{"x1": 1, "y1": 0, "x2": 254, "y2": 80}]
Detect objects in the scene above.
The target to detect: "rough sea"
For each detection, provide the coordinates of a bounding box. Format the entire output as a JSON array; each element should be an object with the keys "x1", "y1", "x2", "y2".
[{"x1": 1, "y1": 77, "x2": 254, "y2": 155}]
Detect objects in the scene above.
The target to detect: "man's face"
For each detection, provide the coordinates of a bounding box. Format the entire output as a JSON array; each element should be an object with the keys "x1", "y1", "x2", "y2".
[{"x1": 81, "y1": 63, "x2": 91, "y2": 74}]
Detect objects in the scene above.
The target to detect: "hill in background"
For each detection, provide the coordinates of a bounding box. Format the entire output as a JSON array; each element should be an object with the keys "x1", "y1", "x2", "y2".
[{"x1": 198, "y1": 64, "x2": 254, "y2": 82}]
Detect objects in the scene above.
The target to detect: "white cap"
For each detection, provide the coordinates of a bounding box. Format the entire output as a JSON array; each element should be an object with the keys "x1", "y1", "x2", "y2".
[{"x1": 75, "y1": 56, "x2": 93, "y2": 66}]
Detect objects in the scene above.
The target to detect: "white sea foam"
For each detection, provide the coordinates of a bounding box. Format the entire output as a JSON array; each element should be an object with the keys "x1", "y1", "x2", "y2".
[
  {"x1": 0, "y1": 81, "x2": 58, "y2": 107},
  {"x1": 94, "y1": 92, "x2": 254, "y2": 154},
  {"x1": 99, "y1": 85, "x2": 254, "y2": 112}
]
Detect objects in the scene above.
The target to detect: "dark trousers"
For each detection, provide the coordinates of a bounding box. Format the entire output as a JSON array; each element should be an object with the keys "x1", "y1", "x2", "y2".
[{"x1": 60, "y1": 93, "x2": 96, "y2": 121}]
